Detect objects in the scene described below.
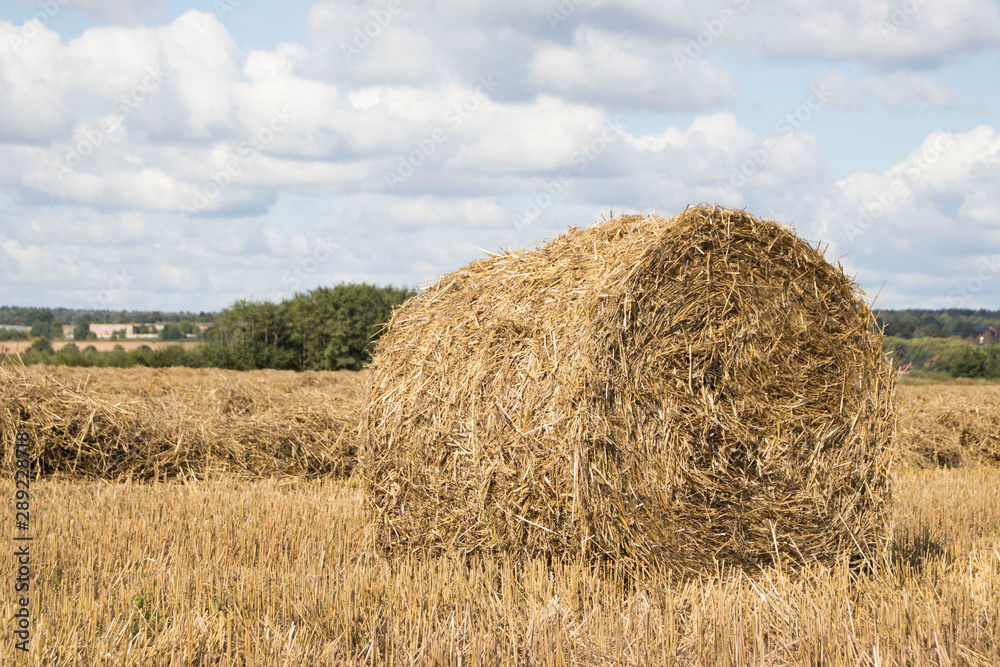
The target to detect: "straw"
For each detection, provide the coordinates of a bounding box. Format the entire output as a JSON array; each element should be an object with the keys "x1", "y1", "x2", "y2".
[{"x1": 361, "y1": 206, "x2": 897, "y2": 575}]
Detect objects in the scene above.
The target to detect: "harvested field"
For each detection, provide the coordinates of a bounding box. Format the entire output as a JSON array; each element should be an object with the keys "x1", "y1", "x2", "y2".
[
  {"x1": 363, "y1": 206, "x2": 896, "y2": 574},
  {"x1": 0, "y1": 367, "x2": 998, "y2": 663},
  {"x1": 0, "y1": 364, "x2": 364, "y2": 479},
  {"x1": 0, "y1": 339, "x2": 202, "y2": 355},
  {"x1": 0, "y1": 462, "x2": 998, "y2": 664},
  {"x1": 1, "y1": 364, "x2": 988, "y2": 480},
  {"x1": 895, "y1": 382, "x2": 1000, "y2": 468}
]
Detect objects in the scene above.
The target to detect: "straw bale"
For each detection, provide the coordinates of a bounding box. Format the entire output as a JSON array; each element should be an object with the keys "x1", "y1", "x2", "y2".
[
  {"x1": 0, "y1": 365, "x2": 364, "y2": 479},
  {"x1": 361, "y1": 206, "x2": 897, "y2": 573}
]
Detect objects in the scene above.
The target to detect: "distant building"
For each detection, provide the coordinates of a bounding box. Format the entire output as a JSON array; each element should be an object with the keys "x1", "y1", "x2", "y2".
[
  {"x1": 975, "y1": 324, "x2": 998, "y2": 346},
  {"x1": 59, "y1": 322, "x2": 180, "y2": 339}
]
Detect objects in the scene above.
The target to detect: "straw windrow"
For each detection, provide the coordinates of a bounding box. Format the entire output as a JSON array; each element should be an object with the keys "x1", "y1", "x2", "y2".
[
  {"x1": 0, "y1": 365, "x2": 364, "y2": 479},
  {"x1": 361, "y1": 205, "x2": 897, "y2": 574}
]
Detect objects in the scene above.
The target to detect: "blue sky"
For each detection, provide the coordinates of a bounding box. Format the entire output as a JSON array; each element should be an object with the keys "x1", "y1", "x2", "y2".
[{"x1": 1, "y1": 0, "x2": 999, "y2": 312}]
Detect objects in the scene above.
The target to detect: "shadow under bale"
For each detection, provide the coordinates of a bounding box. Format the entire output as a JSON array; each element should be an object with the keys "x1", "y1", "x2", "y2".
[{"x1": 362, "y1": 206, "x2": 897, "y2": 575}]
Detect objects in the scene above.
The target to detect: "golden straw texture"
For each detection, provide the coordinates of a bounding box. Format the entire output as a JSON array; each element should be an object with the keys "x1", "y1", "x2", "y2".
[
  {"x1": 362, "y1": 206, "x2": 897, "y2": 574},
  {"x1": 0, "y1": 365, "x2": 363, "y2": 479}
]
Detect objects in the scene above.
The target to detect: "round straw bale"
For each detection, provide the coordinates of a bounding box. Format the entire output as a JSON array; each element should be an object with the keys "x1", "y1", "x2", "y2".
[{"x1": 361, "y1": 206, "x2": 896, "y2": 573}]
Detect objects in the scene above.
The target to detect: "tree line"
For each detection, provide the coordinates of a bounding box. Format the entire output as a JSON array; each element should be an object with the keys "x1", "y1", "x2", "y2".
[
  {"x1": 883, "y1": 336, "x2": 1000, "y2": 379},
  {"x1": 5, "y1": 284, "x2": 415, "y2": 372},
  {"x1": 0, "y1": 305, "x2": 215, "y2": 329},
  {"x1": 874, "y1": 309, "x2": 1000, "y2": 339},
  {"x1": 7, "y1": 298, "x2": 1000, "y2": 377}
]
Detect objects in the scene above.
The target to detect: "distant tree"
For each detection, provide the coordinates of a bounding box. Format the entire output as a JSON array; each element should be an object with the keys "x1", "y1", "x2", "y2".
[
  {"x1": 30, "y1": 337, "x2": 53, "y2": 353},
  {"x1": 159, "y1": 324, "x2": 183, "y2": 340},
  {"x1": 208, "y1": 299, "x2": 296, "y2": 370},
  {"x1": 55, "y1": 343, "x2": 84, "y2": 366},
  {"x1": 30, "y1": 313, "x2": 55, "y2": 339},
  {"x1": 951, "y1": 346, "x2": 987, "y2": 378},
  {"x1": 73, "y1": 315, "x2": 92, "y2": 341},
  {"x1": 284, "y1": 283, "x2": 416, "y2": 371}
]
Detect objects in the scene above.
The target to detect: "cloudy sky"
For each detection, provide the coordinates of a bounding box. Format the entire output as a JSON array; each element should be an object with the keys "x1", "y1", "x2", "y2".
[{"x1": 0, "y1": 0, "x2": 998, "y2": 312}]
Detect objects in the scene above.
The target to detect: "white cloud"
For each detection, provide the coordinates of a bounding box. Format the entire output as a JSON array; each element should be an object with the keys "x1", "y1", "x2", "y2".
[
  {"x1": 810, "y1": 70, "x2": 957, "y2": 113},
  {"x1": 0, "y1": 21, "x2": 74, "y2": 143},
  {"x1": 830, "y1": 125, "x2": 1000, "y2": 306},
  {"x1": 748, "y1": 0, "x2": 1000, "y2": 66},
  {"x1": 527, "y1": 25, "x2": 735, "y2": 111},
  {"x1": 627, "y1": 113, "x2": 753, "y2": 153},
  {"x1": 305, "y1": 0, "x2": 441, "y2": 84},
  {"x1": 810, "y1": 71, "x2": 865, "y2": 111},
  {"x1": 859, "y1": 72, "x2": 957, "y2": 113},
  {"x1": 66, "y1": 0, "x2": 164, "y2": 26}
]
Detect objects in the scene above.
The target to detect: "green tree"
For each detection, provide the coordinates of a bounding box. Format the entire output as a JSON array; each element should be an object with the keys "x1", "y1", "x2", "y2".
[
  {"x1": 56, "y1": 343, "x2": 84, "y2": 366},
  {"x1": 30, "y1": 337, "x2": 53, "y2": 353},
  {"x1": 208, "y1": 299, "x2": 296, "y2": 370},
  {"x1": 73, "y1": 315, "x2": 92, "y2": 341},
  {"x1": 159, "y1": 324, "x2": 183, "y2": 340},
  {"x1": 285, "y1": 283, "x2": 415, "y2": 371},
  {"x1": 951, "y1": 346, "x2": 987, "y2": 378},
  {"x1": 0, "y1": 328, "x2": 28, "y2": 341},
  {"x1": 30, "y1": 311, "x2": 55, "y2": 339}
]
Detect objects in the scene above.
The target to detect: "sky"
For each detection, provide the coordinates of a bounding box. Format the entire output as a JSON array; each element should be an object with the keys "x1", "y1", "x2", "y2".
[{"x1": 0, "y1": 0, "x2": 999, "y2": 313}]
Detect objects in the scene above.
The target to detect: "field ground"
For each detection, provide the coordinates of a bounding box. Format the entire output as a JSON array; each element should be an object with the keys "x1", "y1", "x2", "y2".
[
  {"x1": 1, "y1": 366, "x2": 998, "y2": 665},
  {"x1": 0, "y1": 339, "x2": 202, "y2": 354}
]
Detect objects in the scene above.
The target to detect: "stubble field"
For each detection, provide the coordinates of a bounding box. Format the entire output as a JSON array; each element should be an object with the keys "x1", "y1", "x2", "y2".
[{"x1": 1, "y1": 364, "x2": 999, "y2": 665}]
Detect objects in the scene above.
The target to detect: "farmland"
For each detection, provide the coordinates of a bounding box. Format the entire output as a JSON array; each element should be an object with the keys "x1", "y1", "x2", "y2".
[
  {"x1": 0, "y1": 340, "x2": 203, "y2": 355},
  {"x1": 2, "y1": 365, "x2": 999, "y2": 665}
]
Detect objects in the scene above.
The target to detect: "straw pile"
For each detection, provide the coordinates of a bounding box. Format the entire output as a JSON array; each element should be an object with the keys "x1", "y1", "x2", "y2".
[
  {"x1": 896, "y1": 384, "x2": 1000, "y2": 467},
  {"x1": 0, "y1": 365, "x2": 364, "y2": 479},
  {"x1": 362, "y1": 206, "x2": 897, "y2": 573}
]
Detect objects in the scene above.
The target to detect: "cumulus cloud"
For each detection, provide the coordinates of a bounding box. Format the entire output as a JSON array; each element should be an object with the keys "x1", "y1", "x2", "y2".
[
  {"x1": 527, "y1": 25, "x2": 735, "y2": 111},
  {"x1": 748, "y1": 0, "x2": 1000, "y2": 66},
  {"x1": 830, "y1": 126, "x2": 1000, "y2": 307},
  {"x1": 815, "y1": 70, "x2": 957, "y2": 113}
]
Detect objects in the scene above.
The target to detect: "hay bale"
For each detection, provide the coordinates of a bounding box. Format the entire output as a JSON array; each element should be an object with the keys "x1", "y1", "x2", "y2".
[{"x1": 361, "y1": 206, "x2": 897, "y2": 573}]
